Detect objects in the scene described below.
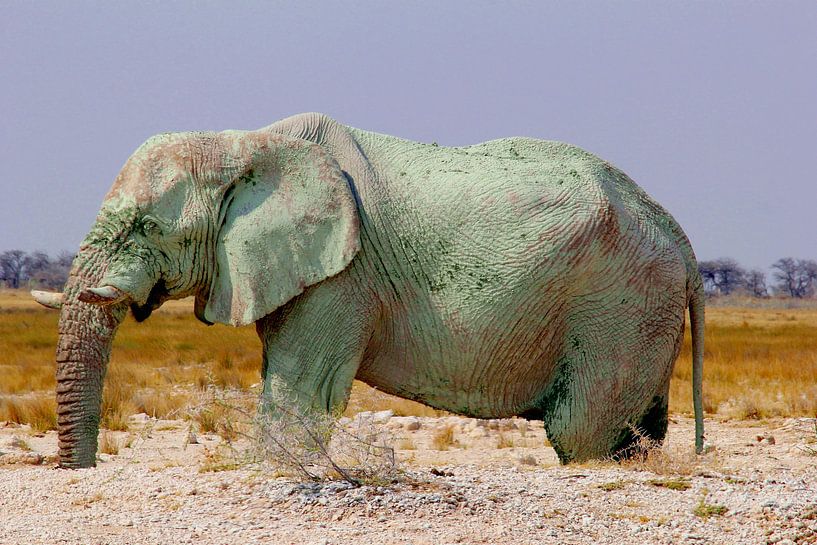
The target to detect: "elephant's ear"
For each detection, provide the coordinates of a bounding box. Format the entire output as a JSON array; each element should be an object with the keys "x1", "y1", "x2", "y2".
[{"x1": 204, "y1": 133, "x2": 360, "y2": 326}]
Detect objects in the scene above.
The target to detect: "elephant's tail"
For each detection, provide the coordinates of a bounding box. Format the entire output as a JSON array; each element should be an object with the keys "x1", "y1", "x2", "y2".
[{"x1": 689, "y1": 275, "x2": 705, "y2": 454}]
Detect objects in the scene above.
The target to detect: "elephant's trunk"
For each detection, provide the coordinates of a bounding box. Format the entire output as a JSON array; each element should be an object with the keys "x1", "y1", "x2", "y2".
[{"x1": 55, "y1": 250, "x2": 127, "y2": 468}]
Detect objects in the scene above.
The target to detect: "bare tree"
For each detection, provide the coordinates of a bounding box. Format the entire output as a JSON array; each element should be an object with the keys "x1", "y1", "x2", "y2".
[
  {"x1": 698, "y1": 258, "x2": 745, "y2": 296},
  {"x1": 27, "y1": 251, "x2": 74, "y2": 290},
  {"x1": 0, "y1": 250, "x2": 28, "y2": 289},
  {"x1": 772, "y1": 258, "x2": 817, "y2": 298},
  {"x1": 744, "y1": 269, "x2": 768, "y2": 297},
  {"x1": 0, "y1": 250, "x2": 74, "y2": 290}
]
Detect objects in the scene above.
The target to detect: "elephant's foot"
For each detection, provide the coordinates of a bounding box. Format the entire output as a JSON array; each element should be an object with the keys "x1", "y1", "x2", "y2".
[
  {"x1": 543, "y1": 393, "x2": 670, "y2": 464},
  {"x1": 609, "y1": 394, "x2": 669, "y2": 461}
]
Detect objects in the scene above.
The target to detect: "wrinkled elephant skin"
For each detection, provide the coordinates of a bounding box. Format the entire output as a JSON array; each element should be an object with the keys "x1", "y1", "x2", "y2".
[{"x1": 39, "y1": 113, "x2": 704, "y2": 467}]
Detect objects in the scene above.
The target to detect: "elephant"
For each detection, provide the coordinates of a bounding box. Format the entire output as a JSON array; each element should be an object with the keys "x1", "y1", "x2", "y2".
[{"x1": 32, "y1": 112, "x2": 704, "y2": 469}]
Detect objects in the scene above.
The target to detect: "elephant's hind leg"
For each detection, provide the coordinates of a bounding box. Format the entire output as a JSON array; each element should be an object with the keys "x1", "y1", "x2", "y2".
[{"x1": 540, "y1": 329, "x2": 677, "y2": 464}]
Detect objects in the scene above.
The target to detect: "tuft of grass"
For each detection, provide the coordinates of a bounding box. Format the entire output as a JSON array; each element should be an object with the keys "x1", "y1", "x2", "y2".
[
  {"x1": 496, "y1": 432, "x2": 514, "y2": 449},
  {"x1": 517, "y1": 454, "x2": 537, "y2": 466},
  {"x1": 598, "y1": 480, "x2": 627, "y2": 491},
  {"x1": 98, "y1": 431, "x2": 121, "y2": 455},
  {"x1": 199, "y1": 446, "x2": 243, "y2": 473},
  {"x1": 397, "y1": 437, "x2": 416, "y2": 450},
  {"x1": 797, "y1": 419, "x2": 817, "y2": 456},
  {"x1": 0, "y1": 395, "x2": 57, "y2": 431},
  {"x1": 618, "y1": 426, "x2": 717, "y2": 476},
  {"x1": 70, "y1": 492, "x2": 105, "y2": 507},
  {"x1": 693, "y1": 490, "x2": 728, "y2": 518},
  {"x1": 132, "y1": 390, "x2": 190, "y2": 420},
  {"x1": 648, "y1": 478, "x2": 691, "y2": 491},
  {"x1": 9, "y1": 435, "x2": 31, "y2": 451},
  {"x1": 432, "y1": 425, "x2": 457, "y2": 451}
]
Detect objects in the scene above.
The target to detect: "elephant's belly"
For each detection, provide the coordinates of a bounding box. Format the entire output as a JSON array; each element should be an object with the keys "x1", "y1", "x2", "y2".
[{"x1": 356, "y1": 309, "x2": 565, "y2": 418}]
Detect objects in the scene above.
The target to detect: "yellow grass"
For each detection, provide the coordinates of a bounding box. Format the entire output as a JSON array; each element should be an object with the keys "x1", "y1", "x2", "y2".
[
  {"x1": 671, "y1": 305, "x2": 817, "y2": 418},
  {"x1": 1, "y1": 290, "x2": 816, "y2": 432}
]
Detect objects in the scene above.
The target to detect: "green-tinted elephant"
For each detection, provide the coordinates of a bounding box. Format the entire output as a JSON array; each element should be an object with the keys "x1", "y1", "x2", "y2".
[{"x1": 33, "y1": 113, "x2": 704, "y2": 468}]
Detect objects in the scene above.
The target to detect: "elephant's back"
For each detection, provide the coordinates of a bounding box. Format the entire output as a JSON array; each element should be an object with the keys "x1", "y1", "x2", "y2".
[{"x1": 348, "y1": 127, "x2": 690, "y2": 417}]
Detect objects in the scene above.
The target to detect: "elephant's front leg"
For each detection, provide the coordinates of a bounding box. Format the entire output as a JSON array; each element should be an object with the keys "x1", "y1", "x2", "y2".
[{"x1": 255, "y1": 273, "x2": 377, "y2": 416}]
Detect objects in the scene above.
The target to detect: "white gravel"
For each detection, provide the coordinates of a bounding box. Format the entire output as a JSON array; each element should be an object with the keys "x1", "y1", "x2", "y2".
[{"x1": 1, "y1": 416, "x2": 816, "y2": 545}]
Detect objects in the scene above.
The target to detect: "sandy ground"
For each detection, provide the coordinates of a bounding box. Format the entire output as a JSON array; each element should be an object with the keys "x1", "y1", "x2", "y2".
[{"x1": 1, "y1": 415, "x2": 816, "y2": 545}]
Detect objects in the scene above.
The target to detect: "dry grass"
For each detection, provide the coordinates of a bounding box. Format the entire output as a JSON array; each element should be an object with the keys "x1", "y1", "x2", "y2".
[
  {"x1": 432, "y1": 425, "x2": 457, "y2": 450},
  {"x1": 344, "y1": 381, "x2": 443, "y2": 418},
  {"x1": 496, "y1": 432, "x2": 514, "y2": 449},
  {"x1": 671, "y1": 305, "x2": 817, "y2": 418},
  {"x1": 2, "y1": 290, "x2": 817, "y2": 433},
  {"x1": 692, "y1": 488, "x2": 728, "y2": 518},
  {"x1": 0, "y1": 394, "x2": 57, "y2": 431},
  {"x1": 98, "y1": 431, "x2": 121, "y2": 455}
]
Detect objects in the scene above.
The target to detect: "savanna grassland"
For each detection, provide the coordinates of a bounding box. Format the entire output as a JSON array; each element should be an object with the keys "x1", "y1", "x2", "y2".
[{"x1": 1, "y1": 289, "x2": 816, "y2": 432}]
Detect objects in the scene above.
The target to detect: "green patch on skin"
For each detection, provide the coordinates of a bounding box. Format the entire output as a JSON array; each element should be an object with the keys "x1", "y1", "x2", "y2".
[
  {"x1": 81, "y1": 206, "x2": 141, "y2": 252},
  {"x1": 536, "y1": 355, "x2": 576, "y2": 462}
]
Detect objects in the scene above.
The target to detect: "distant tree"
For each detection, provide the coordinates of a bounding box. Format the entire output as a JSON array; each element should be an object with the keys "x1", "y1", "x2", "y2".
[
  {"x1": 772, "y1": 258, "x2": 817, "y2": 298},
  {"x1": 0, "y1": 250, "x2": 28, "y2": 289},
  {"x1": 698, "y1": 258, "x2": 745, "y2": 296},
  {"x1": 744, "y1": 269, "x2": 768, "y2": 297},
  {"x1": 27, "y1": 251, "x2": 74, "y2": 290},
  {"x1": 0, "y1": 250, "x2": 74, "y2": 290},
  {"x1": 23, "y1": 251, "x2": 50, "y2": 277}
]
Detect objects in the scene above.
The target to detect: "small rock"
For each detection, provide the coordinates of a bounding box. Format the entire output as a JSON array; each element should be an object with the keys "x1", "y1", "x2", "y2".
[
  {"x1": 372, "y1": 410, "x2": 394, "y2": 423},
  {"x1": 404, "y1": 417, "x2": 421, "y2": 431},
  {"x1": 0, "y1": 452, "x2": 43, "y2": 465},
  {"x1": 9, "y1": 436, "x2": 29, "y2": 450},
  {"x1": 129, "y1": 413, "x2": 150, "y2": 423}
]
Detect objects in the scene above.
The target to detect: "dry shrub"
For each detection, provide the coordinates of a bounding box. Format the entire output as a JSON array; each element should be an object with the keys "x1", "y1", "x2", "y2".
[
  {"x1": 432, "y1": 425, "x2": 457, "y2": 451},
  {"x1": 496, "y1": 432, "x2": 514, "y2": 449},
  {"x1": 100, "y1": 373, "x2": 135, "y2": 431},
  {"x1": 98, "y1": 431, "x2": 121, "y2": 455},
  {"x1": 132, "y1": 390, "x2": 190, "y2": 419},
  {"x1": 0, "y1": 395, "x2": 57, "y2": 431},
  {"x1": 253, "y1": 387, "x2": 398, "y2": 485},
  {"x1": 618, "y1": 426, "x2": 718, "y2": 476},
  {"x1": 190, "y1": 383, "x2": 398, "y2": 485},
  {"x1": 199, "y1": 445, "x2": 244, "y2": 473}
]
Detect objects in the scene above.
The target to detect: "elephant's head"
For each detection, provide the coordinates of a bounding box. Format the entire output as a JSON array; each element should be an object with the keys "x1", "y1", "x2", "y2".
[{"x1": 35, "y1": 129, "x2": 359, "y2": 467}]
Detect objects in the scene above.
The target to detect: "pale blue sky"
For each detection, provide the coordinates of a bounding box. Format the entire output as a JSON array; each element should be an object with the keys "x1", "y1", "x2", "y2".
[{"x1": 2, "y1": 2, "x2": 815, "y2": 270}]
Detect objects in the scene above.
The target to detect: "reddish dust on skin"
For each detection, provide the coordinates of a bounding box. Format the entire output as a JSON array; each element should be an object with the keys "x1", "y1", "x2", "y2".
[{"x1": 58, "y1": 112, "x2": 703, "y2": 466}]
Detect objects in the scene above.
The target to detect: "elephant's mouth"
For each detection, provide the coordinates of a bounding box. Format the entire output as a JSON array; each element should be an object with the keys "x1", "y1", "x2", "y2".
[{"x1": 130, "y1": 280, "x2": 170, "y2": 322}]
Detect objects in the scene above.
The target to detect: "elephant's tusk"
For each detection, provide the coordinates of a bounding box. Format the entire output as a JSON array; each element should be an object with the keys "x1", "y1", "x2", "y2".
[
  {"x1": 31, "y1": 290, "x2": 64, "y2": 310},
  {"x1": 78, "y1": 285, "x2": 128, "y2": 306}
]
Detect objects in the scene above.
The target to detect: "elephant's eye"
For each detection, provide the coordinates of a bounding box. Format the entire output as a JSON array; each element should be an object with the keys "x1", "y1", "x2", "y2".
[{"x1": 140, "y1": 217, "x2": 162, "y2": 236}]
